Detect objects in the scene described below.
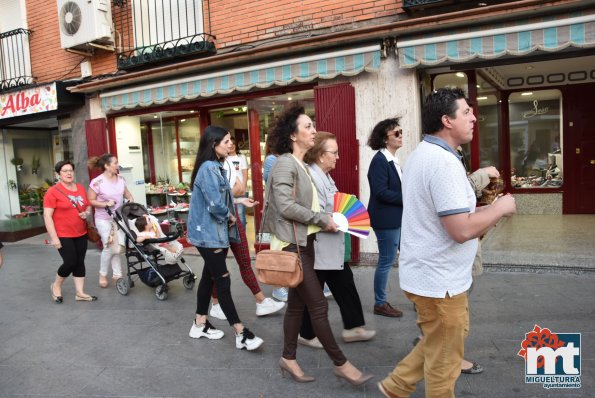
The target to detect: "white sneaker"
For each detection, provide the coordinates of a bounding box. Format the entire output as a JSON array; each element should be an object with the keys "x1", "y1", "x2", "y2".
[
  {"x1": 256, "y1": 297, "x2": 286, "y2": 316},
  {"x1": 235, "y1": 328, "x2": 264, "y2": 350},
  {"x1": 189, "y1": 320, "x2": 224, "y2": 340},
  {"x1": 272, "y1": 287, "x2": 288, "y2": 302},
  {"x1": 209, "y1": 303, "x2": 227, "y2": 320},
  {"x1": 323, "y1": 284, "x2": 332, "y2": 298}
]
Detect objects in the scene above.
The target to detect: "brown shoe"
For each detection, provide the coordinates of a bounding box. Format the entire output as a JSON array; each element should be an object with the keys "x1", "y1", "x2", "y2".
[{"x1": 374, "y1": 302, "x2": 403, "y2": 318}]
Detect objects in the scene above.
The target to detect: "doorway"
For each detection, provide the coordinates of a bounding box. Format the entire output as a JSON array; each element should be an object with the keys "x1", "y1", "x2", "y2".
[{"x1": 564, "y1": 85, "x2": 595, "y2": 214}]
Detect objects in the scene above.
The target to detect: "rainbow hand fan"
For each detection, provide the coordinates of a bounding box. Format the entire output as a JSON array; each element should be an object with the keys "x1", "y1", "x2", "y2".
[{"x1": 331, "y1": 192, "x2": 371, "y2": 239}]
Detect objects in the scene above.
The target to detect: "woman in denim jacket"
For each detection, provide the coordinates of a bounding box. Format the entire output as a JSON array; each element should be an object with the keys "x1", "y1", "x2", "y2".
[{"x1": 186, "y1": 125, "x2": 263, "y2": 351}]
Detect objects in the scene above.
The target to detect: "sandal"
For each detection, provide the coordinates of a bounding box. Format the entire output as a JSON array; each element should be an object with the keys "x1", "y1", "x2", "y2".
[
  {"x1": 75, "y1": 294, "x2": 98, "y2": 302},
  {"x1": 461, "y1": 362, "x2": 484, "y2": 374}
]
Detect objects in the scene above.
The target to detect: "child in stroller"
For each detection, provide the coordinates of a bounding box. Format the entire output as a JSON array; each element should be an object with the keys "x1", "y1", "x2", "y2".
[
  {"x1": 134, "y1": 214, "x2": 183, "y2": 265},
  {"x1": 111, "y1": 202, "x2": 195, "y2": 300}
]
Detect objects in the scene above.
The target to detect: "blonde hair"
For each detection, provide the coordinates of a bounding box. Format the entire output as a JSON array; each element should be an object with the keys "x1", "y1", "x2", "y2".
[{"x1": 304, "y1": 131, "x2": 336, "y2": 165}]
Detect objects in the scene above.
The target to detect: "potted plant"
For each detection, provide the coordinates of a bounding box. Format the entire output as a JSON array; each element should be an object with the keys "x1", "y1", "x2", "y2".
[{"x1": 10, "y1": 157, "x2": 24, "y2": 171}]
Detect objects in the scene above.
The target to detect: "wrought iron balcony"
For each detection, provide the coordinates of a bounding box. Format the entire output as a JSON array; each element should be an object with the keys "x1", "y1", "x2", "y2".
[
  {"x1": 403, "y1": 0, "x2": 446, "y2": 6},
  {"x1": 113, "y1": 0, "x2": 216, "y2": 70},
  {"x1": 0, "y1": 28, "x2": 34, "y2": 91}
]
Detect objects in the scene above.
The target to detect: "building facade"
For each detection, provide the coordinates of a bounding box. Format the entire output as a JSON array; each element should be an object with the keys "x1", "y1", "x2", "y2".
[{"x1": 1, "y1": 1, "x2": 594, "y2": 263}]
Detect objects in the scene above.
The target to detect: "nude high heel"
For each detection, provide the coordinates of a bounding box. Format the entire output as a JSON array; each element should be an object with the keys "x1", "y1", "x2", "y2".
[
  {"x1": 333, "y1": 362, "x2": 373, "y2": 386},
  {"x1": 278, "y1": 358, "x2": 315, "y2": 383}
]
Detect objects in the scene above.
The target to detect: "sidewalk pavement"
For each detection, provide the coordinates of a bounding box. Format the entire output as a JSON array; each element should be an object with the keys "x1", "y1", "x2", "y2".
[{"x1": 0, "y1": 241, "x2": 592, "y2": 397}]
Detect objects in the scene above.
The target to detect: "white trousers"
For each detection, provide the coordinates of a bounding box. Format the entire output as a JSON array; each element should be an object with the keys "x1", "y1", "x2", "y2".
[{"x1": 96, "y1": 218, "x2": 122, "y2": 278}]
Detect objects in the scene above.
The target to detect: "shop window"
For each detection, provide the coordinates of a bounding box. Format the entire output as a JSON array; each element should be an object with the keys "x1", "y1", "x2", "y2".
[
  {"x1": 476, "y1": 76, "x2": 500, "y2": 169},
  {"x1": 1, "y1": 124, "x2": 60, "y2": 234},
  {"x1": 508, "y1": 89, "x2": 562, "y2": 189},
  {"x1": 246, "y1": 91, "x2": 315, "y2": 192},
  {"x1": 432, "y1": 72, "x2": 472, "y2": 165}
]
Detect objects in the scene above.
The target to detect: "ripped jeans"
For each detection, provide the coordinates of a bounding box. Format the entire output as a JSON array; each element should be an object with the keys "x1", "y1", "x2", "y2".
[{"x1": 195, "y1": 247, "x2": 241, "y2": 326}]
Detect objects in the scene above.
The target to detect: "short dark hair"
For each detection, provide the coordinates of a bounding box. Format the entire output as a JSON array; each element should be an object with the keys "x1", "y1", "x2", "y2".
[
  {"x1": 367, "y1": 118, "x2": 400, "y2": 151},
  {"x1": 304, "y1": 131, "x2": 336, "y2": 165},
  {"x1": 135, "y1": 216, "x2": 149, "y2": 232},
  {"x1": 267, "y1": 103, "x2": 306, "y2": 155},
  {"x1": 190, "y1": 125, "x2": 229, "y2": 187},
  {"x1": 422, "y1": 87, "x2": 466, "y2": 135},
  {"x1": 54, "y1": 160, "x2": 75, "y2": 174}
]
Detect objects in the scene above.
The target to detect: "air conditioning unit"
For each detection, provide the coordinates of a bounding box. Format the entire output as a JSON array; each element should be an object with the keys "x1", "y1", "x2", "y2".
[{"x1": 57, "y1": 0, "x2": 113, "y2": 49}]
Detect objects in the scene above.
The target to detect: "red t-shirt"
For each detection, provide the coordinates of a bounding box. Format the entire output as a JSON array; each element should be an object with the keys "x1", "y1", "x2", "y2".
[{"x1": 43, "y1": 184, "x2": 90, "y2": 238}]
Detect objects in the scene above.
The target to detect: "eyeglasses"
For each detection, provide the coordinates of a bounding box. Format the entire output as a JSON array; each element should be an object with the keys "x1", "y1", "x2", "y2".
[
  {"x1": 60, "y1": 169, "x2": 74, "y2": 173},
  {"x1": 387, "y1": 130, "x2": 403, "y2": 138},
  {"x1": 324, "y1": 150, "x2": 339, "y2": 156}
]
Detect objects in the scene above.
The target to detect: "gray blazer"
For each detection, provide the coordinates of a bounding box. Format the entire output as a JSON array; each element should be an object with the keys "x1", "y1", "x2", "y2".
[
  {"x1": 262, "y1": 153, "x2": 330, "y2": 246},
  {"x1": 308, "y1": 164, "x2": 345, "y2": 270}
]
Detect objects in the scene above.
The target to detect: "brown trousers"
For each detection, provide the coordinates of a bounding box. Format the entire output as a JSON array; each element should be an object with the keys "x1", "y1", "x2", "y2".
[{"x1": 282, "y1": 234, "x2": 347, "y2": 366}]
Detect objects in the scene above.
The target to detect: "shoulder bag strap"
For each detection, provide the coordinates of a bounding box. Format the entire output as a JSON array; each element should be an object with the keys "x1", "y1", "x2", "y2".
[{"x1": 54, "y1": 185, "x2": 82, "y2": 212}]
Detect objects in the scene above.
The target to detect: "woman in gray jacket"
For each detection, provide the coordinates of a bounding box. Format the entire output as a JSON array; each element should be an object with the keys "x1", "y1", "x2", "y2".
[
  {"x1": 297, "y1": 131, "x2": 375, "y2": 346},
  {"x1": 263, "y1": 104, "x2": 372, "y2": 386}
]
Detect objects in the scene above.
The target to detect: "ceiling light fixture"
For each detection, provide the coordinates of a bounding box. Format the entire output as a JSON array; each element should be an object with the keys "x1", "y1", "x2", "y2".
[
  {"x1": 521, "y1": 92, "x2": 533, "y2": 96},
  {"x1": 456, "y1": 72, "x2": 465, "y2": 78},
  {"x1": 477, "y1": 96, "x2": 488, "y2": 100}
]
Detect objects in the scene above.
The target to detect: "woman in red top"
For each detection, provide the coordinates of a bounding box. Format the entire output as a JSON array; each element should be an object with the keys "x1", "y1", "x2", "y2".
[{"x1": 43, "y1": 161, "x2": 97, "y2": 303}]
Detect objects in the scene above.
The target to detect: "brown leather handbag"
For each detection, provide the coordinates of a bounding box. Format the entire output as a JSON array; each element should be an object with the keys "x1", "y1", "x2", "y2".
[{"x1": 254, "y1": 178, "x2": 303, "y2": 288}]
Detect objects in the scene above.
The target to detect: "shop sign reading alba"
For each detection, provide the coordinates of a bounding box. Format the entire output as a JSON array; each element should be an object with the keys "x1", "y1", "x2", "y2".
[{"x1": 0, "y1": 83, "x2": 58, "y2": 119}]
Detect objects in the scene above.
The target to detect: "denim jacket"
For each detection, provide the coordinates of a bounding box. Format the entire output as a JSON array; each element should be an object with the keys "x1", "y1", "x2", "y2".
[{"x1": 187, "y1": 160, "x2": 240, "y2": 248}]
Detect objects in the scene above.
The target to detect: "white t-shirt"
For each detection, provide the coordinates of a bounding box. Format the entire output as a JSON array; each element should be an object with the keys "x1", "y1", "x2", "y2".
[
  {"x1": 223, "y1": 154, "x2": 248, "y2": 189},
  {"x1": 398, "y1": 136, "x2": 478, "y2": 299}
]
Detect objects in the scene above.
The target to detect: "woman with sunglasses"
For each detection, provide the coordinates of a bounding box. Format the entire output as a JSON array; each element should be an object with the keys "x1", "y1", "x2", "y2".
[{"x1": 367, "y1": 118, "x2": 405, "y2": 318}]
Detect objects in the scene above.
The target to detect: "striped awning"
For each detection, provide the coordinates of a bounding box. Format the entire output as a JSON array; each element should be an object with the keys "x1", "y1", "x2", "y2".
[
  {"x1": 397, "y1": 12, "x2": 595, "y2": 68},
  {"x1": 101, "y1": 45, "x2": 381, "y2": 111}
]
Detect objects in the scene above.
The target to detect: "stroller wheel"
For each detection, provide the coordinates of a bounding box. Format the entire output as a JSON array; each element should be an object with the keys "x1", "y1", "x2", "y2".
[
  {"x1": 155, "y1": 284, "x2": 168, "y2": 301},
  {"x1": 128, "y1": 277, "x2": 135, "y2": 288},
  {"x1": 183, "y1": 274, "x2": 196, "y2": 290},
  {"x1": 116, "y1": 278, "x2": 129, "y2": 296}
]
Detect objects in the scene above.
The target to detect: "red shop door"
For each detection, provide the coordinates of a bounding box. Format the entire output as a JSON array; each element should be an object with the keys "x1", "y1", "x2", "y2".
[
  {"x1": 314, "y1": 83, "x2": 360, "y2": 262},
  {"x1": 563, "y1": 85, "x2": 595, "y2": 213},
  {"x1": 85, "y1": 118, "x2": 108, "y2": 181}
]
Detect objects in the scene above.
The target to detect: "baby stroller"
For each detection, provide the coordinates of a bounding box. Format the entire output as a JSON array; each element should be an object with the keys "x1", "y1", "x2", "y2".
[{"x1": 108, "y1": 202, "x2": 196, "y2": 300}]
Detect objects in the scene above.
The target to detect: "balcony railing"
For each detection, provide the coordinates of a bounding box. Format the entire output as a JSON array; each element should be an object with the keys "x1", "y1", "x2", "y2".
[
  {"x1": 403, "y1": 0, "x2": 445, "y2": 6},
  {"x1": 113, "y1": 0, "x2": 216, "y2": 70},
  {"x1": 0, "y1": 28, "x2": 34, "y2": 91}
]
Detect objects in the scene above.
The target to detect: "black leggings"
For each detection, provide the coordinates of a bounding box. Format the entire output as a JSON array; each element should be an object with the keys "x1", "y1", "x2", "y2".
[
  {"x1": 195, "y1": 247, "x2": 241, "y2": 326},
  {"x1": 57, "y1": 236, "x2": 88, "y2": 277}
]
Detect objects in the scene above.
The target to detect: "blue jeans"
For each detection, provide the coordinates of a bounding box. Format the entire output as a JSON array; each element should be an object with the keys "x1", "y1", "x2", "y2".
[
  {"x1": 235, "y1": 198, "x2": 247, "y2": 227},
  {"x1": 374, "y1": 228, "x2": 401, "y2": 306}
]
